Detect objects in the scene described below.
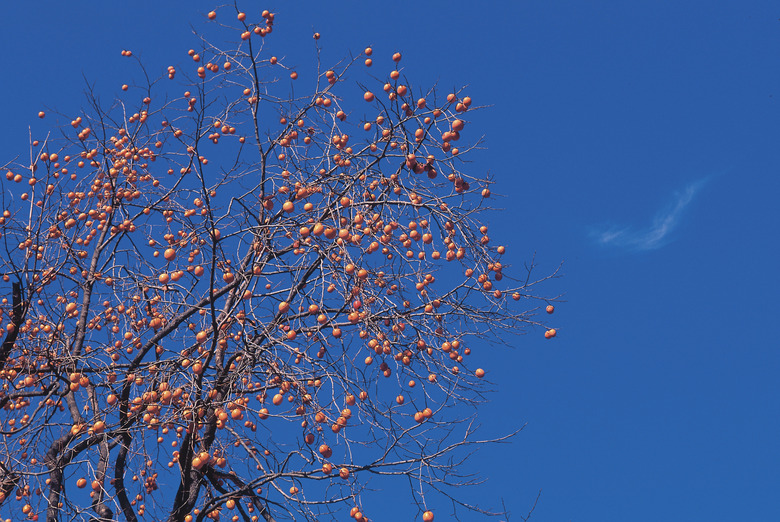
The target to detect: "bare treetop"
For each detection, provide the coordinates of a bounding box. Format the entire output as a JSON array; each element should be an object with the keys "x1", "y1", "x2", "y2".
[{"x1": 0, "y1": 7, "x2": 559, "y2": 522}]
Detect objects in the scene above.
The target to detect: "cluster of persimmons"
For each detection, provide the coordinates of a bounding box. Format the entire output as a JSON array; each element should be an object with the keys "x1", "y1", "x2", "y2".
[{"x1": 0, "y1": 7, "x2": 558, "y2": 522}]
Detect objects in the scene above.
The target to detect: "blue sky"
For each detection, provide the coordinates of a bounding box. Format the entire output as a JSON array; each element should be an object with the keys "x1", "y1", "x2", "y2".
[{"x1": 1, "y1": 1, "x2": 779, "y2": 520}]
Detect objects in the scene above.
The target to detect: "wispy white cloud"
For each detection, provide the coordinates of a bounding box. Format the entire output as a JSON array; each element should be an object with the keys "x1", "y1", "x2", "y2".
[{"x1": 592, "y1": 179, "x2": 706, "y2": 251}]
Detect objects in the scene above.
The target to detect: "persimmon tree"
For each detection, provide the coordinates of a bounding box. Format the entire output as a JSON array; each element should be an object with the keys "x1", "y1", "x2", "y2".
[{"x1": 0, "y1": 6, "x2": 559, "y2": 522}]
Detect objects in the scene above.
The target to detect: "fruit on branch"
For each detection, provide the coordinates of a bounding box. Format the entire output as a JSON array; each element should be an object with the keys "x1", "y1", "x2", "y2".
[{"x1": 0, "y1": 5, "x2": 560, "y2": 521}]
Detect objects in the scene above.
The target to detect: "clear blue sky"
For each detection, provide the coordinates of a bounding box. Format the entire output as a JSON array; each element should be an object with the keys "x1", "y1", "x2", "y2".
[{"x1": 1, "y1": 1, "x2": 778, "y2": 520}]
